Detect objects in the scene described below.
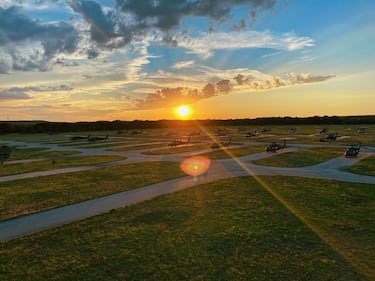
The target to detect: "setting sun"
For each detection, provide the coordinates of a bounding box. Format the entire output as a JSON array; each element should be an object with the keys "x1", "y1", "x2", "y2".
[{"x1": 176, "y1": 105, "x2": 191, "y2": 118}]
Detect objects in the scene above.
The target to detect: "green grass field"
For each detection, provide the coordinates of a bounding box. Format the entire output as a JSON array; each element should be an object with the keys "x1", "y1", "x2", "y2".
[
  {"x1": 252, "y1": 147, "x2": 344, "y2": 167},
  {"x1": 111, "y1": 142, "x2": 171, "y2": 152},
  {"x1": 0, "y1": 155, "x2": 126, "y2": 176},
  {"x1": 348, "y1": 155, "x2": 375, "y2": 176},
  {"x1": 142, "y1": 143, "x2": 209, "y2": 155},
  {"x1": 0, "y1": 126, "x2": 374, "y2": 280},
  {"x1": 8, "y1": 147, "x2": 79, "y2": 160},
  {"x1": 0, "y1": 161, "x2": 185, "y2": 221},
  {"x1": 0, "y1": 176, "x2": 373, "y2": 280},
  {"x1": 198, "y1": 144, "x2": 266, "y2": 160}
]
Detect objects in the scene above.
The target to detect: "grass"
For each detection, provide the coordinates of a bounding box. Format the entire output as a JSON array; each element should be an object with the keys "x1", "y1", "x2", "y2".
[
  {"x1": 142, "y1": 143, "x2": 209, "y2": 155},
  {"x1": 111, "y1": 142, "x2": 170, "y2": 152},
  {"x1": 77, "y1": 141, "x2": 136, "y2": 148},
  {"x1": 9, "y1": 147, "x2": 79, "y2": 160},
  {"x1": 198, "y1": 144, "x2": 265, "y2": 160},
  {"x1": 0, "y1": 155, "x2": 126, "y2": 176},
  {"x1": 260, "y1": 176, "x2": 375, "y2": 279},
  {"x1": 253, "y1": 147, "x2": 344, "y2": 167},
  {"x1": 348, "y1": 155, "x2": 375, "y2": 176},
  {"x1": 0, "y1": 176, "x2": 373, "y2": 280},
  {"x1": 0, "y1": 161, "x2": 185, "y2": 221},
  {"x1": 58, "y1": 140, "x2": 93, "y2": 146}
]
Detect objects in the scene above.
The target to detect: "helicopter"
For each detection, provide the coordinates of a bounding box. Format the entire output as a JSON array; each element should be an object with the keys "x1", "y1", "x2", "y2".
[
  {"x1": 130, "y1": 130, "x2": 143, "y2": 135},
  {"x1": 244, "y1": 131, "x2": 257, "y2": 138},
  {"x1": 188, "y1": 130, "x2": 201, "y2": 136},
  {"x1": 210, "y1": 137, "x2": 232, "y2": 150},
  {"x1": 320, "y1": 132, "x2": 338, "y2": 142},
  {"x1": 168, "y1": 137, "x2": 191, "y2": 148},
  {"x1": 70, "y1": 134, "x2": 90, "y2": 140},
  {"x1": 265, "y1": 140, "x2": 286, "y2": 152},
  {"x1": 344, "y1": 142, "x2": 361, "y2": 158},
  {"x1": 261, "y1": 128, "x2": 272, "y2": 133},
  {"x1": 357, "y1": 128, "x2": 367, "y2": 134},
  {"x1": 87, "y1": 135, "x2": 109, "y2": 141}
]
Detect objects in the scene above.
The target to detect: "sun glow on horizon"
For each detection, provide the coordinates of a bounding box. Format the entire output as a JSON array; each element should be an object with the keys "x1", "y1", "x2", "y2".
[{"x1": 176, "y1": 105, "x2": 191, "y2": 119}]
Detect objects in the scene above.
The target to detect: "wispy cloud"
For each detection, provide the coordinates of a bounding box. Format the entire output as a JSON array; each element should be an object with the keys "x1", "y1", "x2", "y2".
[
  {"x1": 0, "y1": 84, "x2": 73, "y2": 100},
  {"x1": 178, "y1": 31, "x2": 314, "y2": 58},
  {"x1": 289, "y1": 72, "x2": 335, "y2": 83},
  {"x1": 172, "y1": 60, "x2": 195, "y2": 69},
  {"x1": 0, "y1": 89, "x2": 32, "y2": 100},
  {"x1": 262, "y1": 51, "x2": 283, "y2": 58}
]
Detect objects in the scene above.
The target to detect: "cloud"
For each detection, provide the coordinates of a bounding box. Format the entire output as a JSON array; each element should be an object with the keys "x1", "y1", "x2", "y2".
[
  {"x1": 115, "y1": 0, "x2": 277, "y2": 31},
  {"x1": 132, "y1": 79, "x2": 233, "y2": 109},
  {"x1": 67, "y1": 0, "x2": 118, "y2": 44},
  {"x1": 178, "y1": 30, "x2": 314, "y2": 58},
  {"x1": 0, "y1": 6, "x2": 80, "y2": 72},
  {"x1": 233, "y1": 74, "x2": 250, "y2": 85},
  {"x1": 0, "y1": 0, "x2": 289, "y2": 74},
  {"x1": 0, "y1": 89, "x2": 32, "y2": 100},
  {"x1": 0, "y1": 49, "x2": 12, "y2": 73},
  {"x1": 261, "y1": 50, "x2": 283, "y2": 58},
  {"x1": 66, "y1": 0, "x2": 282, "y2": 52},
  {"x1": 0, "y1": 0, "x2": 22, "y2": 9},
  {"x1": 172, "y1": 60, "x2": 195, "y2": 69},
  {"x1": 0, "y1": 7, "x2": 78, "y2": 51},
  {"x1": 289, "y1": 72, "x2": 335, "y2": 83},
  {"x1": 233, "y1": 70, "x2": 335, "y2": 90},
  {"x1": 130, "y1": 70, "x2": 335, "y2": 110},
  {"x1": 0, "y1": 85, "x2": 73, "y2": 100}
]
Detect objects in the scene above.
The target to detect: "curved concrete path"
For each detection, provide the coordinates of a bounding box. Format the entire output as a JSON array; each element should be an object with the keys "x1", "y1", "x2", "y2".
[{"x1": 1, "y1": 140, "x2": 374, "y2": 241}]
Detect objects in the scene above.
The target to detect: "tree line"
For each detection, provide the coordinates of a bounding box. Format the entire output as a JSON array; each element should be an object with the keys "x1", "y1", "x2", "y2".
[{"x1": 0, "y1": 115, "x2": 374, "y2": 134}]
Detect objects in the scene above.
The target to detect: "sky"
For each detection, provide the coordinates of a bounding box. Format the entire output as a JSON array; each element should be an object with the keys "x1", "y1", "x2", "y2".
[{"x1": 0, "y1": 0, "x2": 374, "y2": 122}]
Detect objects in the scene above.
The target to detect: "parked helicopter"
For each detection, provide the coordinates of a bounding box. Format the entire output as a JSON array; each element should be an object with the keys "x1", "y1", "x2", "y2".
[
  {"x1": 70, "y1": 134, "x2": 90, "y2": 140},
  {"x1": 116, "y1": 130, "x2": 128, "y2": 135},
  {"x1": 168, "y1": 137, "x2": 190, "y2": 148},
  {"x1": 261, "y1": 128, "x2": 272, "y2": 133},
  {"x1": 265, "y1": 140, "x2": 286, "y2": 152},
  {"x1": 215, "y1": 128, "x2": 228, "y2": 137},
  {"x1": 244, "y1": 131, "x2": 257, "y2": 138},
  {"x1": 188, "y1": 130, "x2": 201, "y2": 136},
  {"x1": 130, "y1": 130, "x2": 143, "y2": 135},
  {"x1": 210, "y1": 137, "x2": 232, "y2": 150},
  {"x1": 357, "y1": 128, "x2": 367, "y2": 134},
  {"x1": 87, "y1": 135, "x2": 109, "y2": 141},
  {"x1": 344, "y1": 142, "x2": 361, "y2": 158},
  {"x1": 320, "y1": 132, "x2": 338, "y2": 142}
]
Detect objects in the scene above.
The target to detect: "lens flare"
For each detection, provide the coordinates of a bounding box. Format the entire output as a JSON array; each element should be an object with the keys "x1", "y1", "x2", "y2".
[{"x1": 180, "y1": 156, "x2": 211, "y2": 176}]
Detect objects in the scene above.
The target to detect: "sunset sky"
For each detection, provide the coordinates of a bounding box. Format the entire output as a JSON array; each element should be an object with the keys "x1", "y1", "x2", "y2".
[{"x1": 0, "y1": 0, "x2": 374, "y2": 121}]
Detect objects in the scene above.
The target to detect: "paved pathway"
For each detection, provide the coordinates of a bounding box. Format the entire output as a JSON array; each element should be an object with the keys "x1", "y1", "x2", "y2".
[{"x1": 1, "y1": 140, "x2": 374, "y2": 241}]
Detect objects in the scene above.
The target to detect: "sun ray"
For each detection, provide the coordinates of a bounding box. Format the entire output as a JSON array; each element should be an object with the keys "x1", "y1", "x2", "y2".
[{"x1": 189, "y1": 120, "x2": 370, "y2": 279}]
